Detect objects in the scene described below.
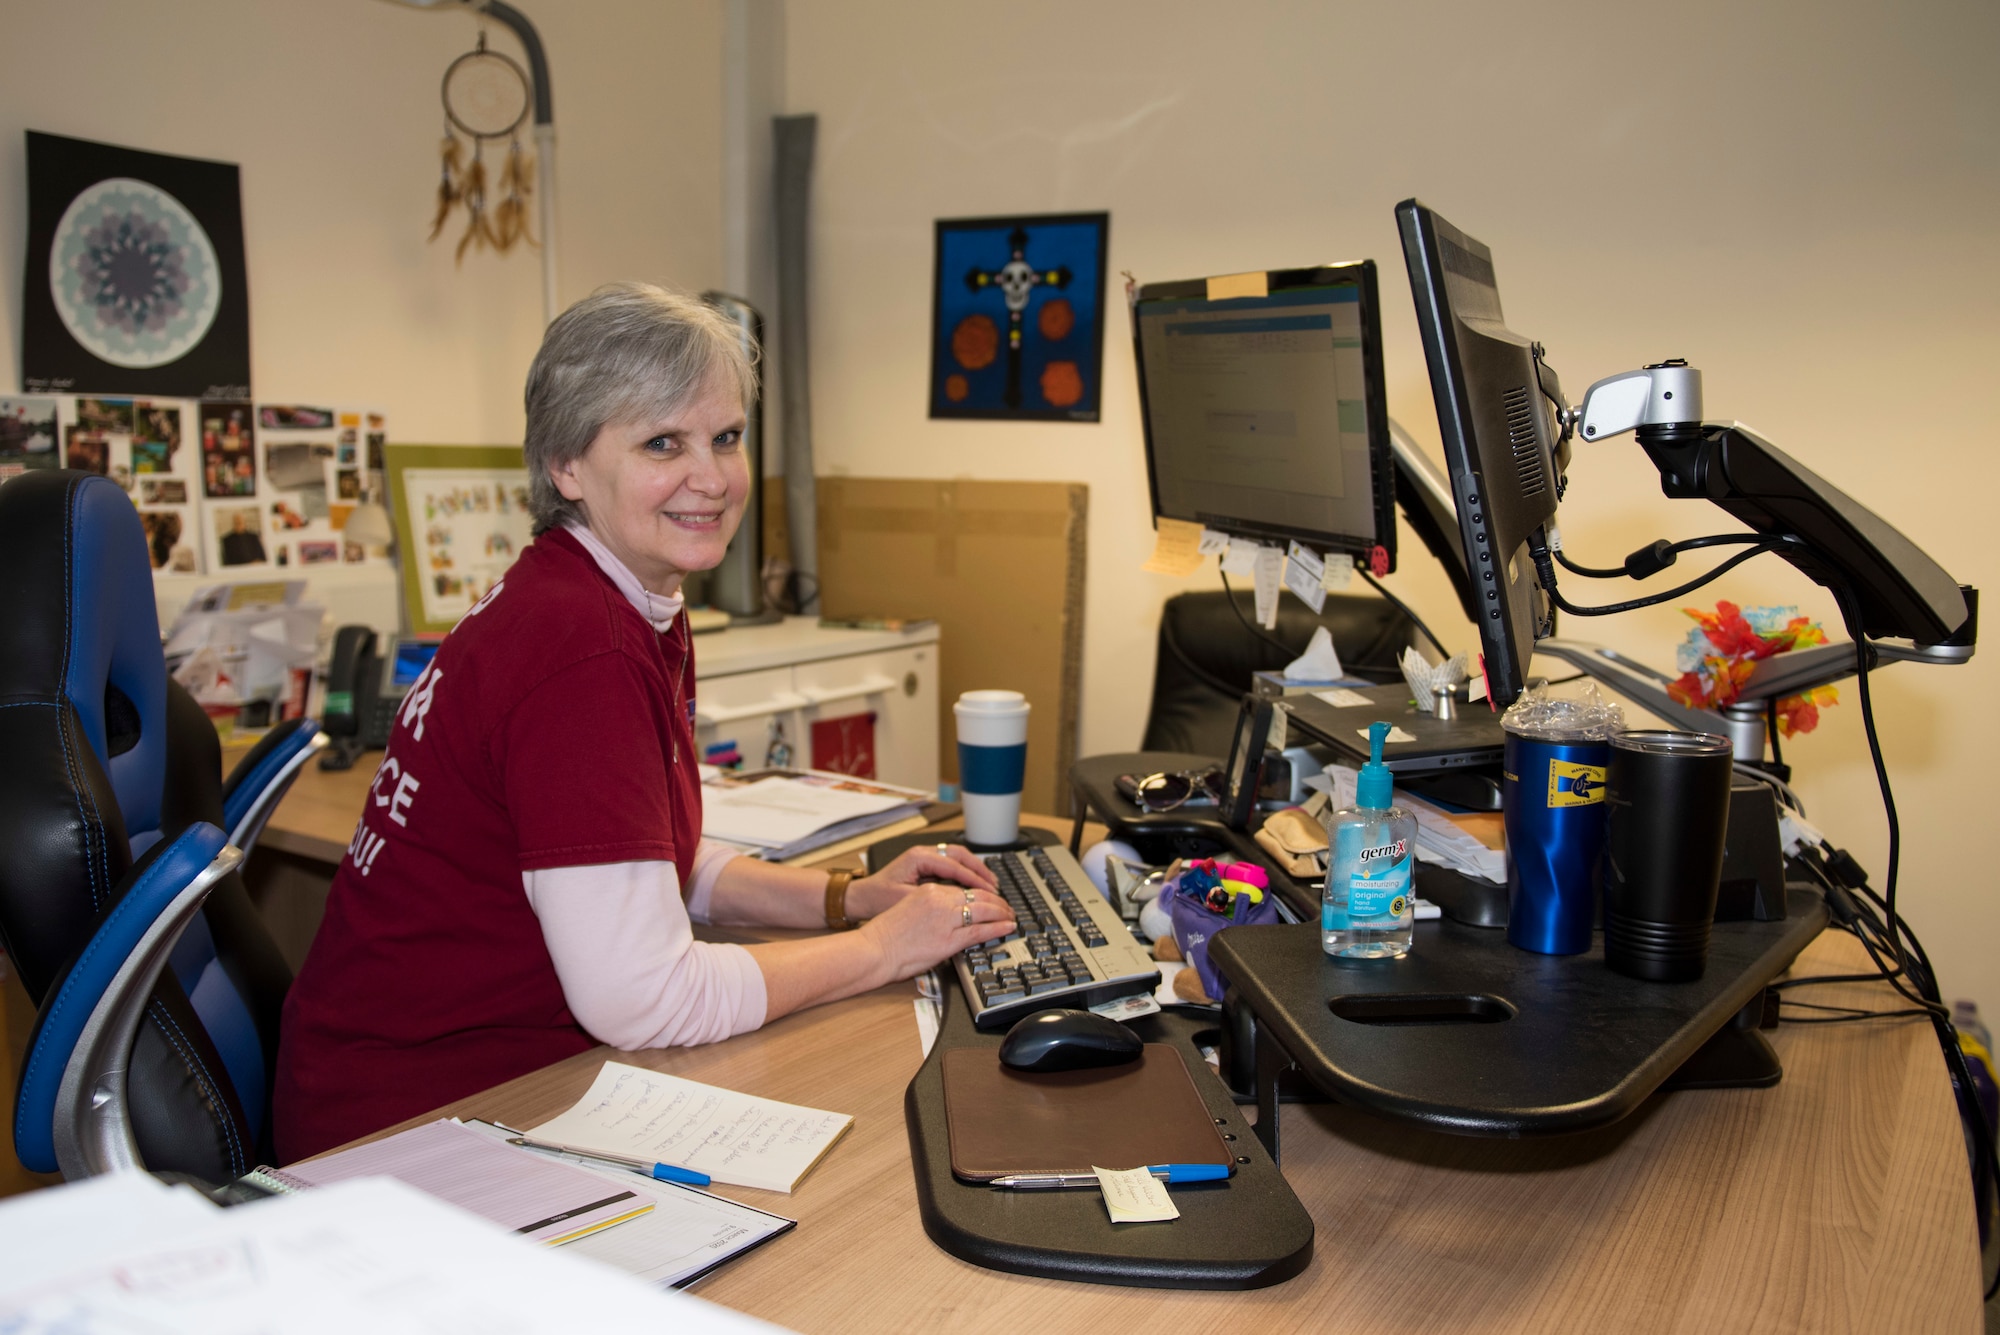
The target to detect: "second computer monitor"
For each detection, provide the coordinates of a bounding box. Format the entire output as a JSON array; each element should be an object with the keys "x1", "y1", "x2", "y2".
[
  {"x1": 1132, "y1": 262, "x2": 1396, "y2": 566},
  {"x1": 1396, "y1": 199, "x2": 1562, "y2": 708}
]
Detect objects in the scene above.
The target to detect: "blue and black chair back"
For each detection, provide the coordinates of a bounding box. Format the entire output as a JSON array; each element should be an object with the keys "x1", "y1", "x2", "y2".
[{"x1": 0, "y1": 471, "x2": 302, "y2": 1181}]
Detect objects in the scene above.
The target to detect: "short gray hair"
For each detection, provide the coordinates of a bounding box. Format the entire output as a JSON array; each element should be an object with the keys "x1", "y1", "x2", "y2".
[{"x1": 523, "y1": 282, "x2": 758, "y2": 534}]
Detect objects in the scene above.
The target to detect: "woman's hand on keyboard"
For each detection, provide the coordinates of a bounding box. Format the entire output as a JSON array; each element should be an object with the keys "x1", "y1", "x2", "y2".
[
  {"x1": 847, "y1": 843, "x2": 1000, "y2": 921},
  {"x1": 861, "y1": 881, "x2": 1015, "y2": 982}
]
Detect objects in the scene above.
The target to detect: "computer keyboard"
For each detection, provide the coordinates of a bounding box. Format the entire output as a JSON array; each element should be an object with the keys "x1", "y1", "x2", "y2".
[{"x1": 954, "y1": 845, "x2": 1161, "y2": 1031}]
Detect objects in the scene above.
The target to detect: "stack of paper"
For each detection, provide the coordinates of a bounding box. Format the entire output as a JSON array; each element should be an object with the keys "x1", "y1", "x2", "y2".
[
  {"x1": 0, "y1": 1173, "x2": 779, "y2": 1333},
  {"x1": 531, "y1": 1061, "x2": 853, "y2": 1195},
  {"x1": 1320, "y1": 764, "x2": 1507, "y2": 884},
  {"x1": 701, "y1": 770, "x2": 927, "y2": 861}
]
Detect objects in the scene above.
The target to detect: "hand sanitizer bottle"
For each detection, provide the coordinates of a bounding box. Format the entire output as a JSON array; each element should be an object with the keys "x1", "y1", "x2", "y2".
[{"x1": 1322, "y1": 721, "x2": 1417, "y2": 959}]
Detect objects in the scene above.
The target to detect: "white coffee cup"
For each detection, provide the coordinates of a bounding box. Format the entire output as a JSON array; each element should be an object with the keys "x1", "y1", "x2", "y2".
[{"x1": 954, "y1": 690, "x2": 1031, "y2": 846}]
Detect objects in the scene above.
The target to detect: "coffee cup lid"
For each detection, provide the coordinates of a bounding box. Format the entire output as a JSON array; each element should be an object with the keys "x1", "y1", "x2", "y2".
[{"x1": 956, "y1": 690, "x2": 1028, "y2": 712}]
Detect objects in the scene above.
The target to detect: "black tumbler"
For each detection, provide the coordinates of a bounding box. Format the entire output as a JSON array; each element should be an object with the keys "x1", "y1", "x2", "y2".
[{"x1": 1602, "y1": 731, "x2": 1735, "y2": 981}]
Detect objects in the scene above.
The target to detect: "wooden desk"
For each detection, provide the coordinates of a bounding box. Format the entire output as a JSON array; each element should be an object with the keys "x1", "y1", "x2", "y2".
[{"x1": 365, "y1": 923, "x2": 1978, "y2": 1332}]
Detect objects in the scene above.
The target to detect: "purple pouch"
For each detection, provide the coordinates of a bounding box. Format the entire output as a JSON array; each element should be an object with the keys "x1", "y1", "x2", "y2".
[{"x1": 1166, "y1": 869, "x2": 1282, "y2": 1004}]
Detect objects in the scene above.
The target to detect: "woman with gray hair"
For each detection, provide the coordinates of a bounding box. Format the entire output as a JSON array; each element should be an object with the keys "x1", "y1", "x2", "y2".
[{"x1": 276, "y1": 284, "x2": 1013, "y2": 1160}]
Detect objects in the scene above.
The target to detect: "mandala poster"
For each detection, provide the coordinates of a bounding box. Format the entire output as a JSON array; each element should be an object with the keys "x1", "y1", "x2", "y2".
[
  {"x1": 929, "y1": 212, "x2": 1108, "y2": 423},
  {"x1": 22, "y1": 131, "x2": 251, "y2": 399}
]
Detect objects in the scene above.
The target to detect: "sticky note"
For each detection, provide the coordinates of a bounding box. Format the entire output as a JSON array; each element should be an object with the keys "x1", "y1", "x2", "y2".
[
  {"x1": 1197, "y1": 527, "x2": 1230, "y2": 556},
  {"x1": 1360, "y1": 726, "x2": 1418, "y2": 744},
  {"x1": 1322, "y1": 552, "x2": 1355, "y2": 591},
  {"x1": 1314, "y1": 688, "x2": 1373, "y2": 709},
  {"x1": 1221, "y1": 536, "x2": 1259, "y2": 575},
  {"x1": 1205, "y1": 271, "x2": 1269, "y2": 301},
  {"x1": 1094, "y1": 1165, "x2": 1180, "y2": 1223},
  {"x1": 1284, "y1": 542, "x2": 1327, "y2": 614},
  {"x1": 1253, "y1": 545, "x2": 1284, "y2": 629},
  {"x1": 1142, "y1": 517, "x2": 1206, "y2": 577}
]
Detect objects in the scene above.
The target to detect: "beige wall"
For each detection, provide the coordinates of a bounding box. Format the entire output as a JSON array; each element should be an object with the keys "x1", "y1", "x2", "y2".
[
  {"x1": 0, "y1": 0, "x2": 725, "y2": 443},
  {"x1": 786, "y1": 2, "x2": 2000, "y2": 1011},
  {"x1": 2, "y1": 1, "x2": 1995, "y2": 1016}
]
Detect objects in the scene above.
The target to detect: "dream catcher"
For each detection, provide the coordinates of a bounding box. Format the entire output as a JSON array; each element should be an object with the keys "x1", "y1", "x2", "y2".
[{"x1": 431, "y1": 30, "x2": 536, "y2": 260}]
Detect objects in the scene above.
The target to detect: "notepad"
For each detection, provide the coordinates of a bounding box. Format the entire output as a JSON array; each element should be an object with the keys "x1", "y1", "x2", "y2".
[
  {"x1": 530, "y1": 1061, "x2": 853, "y2": 1194},
  {"x1": 460, "y1": 1121, "x2": 796, "y2": 1288},
  {"x1": 262, "y1": 1118, "x2": 656, "y2": 1245}
]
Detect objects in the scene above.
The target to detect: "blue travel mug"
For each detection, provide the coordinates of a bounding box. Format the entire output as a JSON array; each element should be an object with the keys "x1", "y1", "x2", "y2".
[{"x1": 1502, "y1": 731, "x2": 1612, "y2": 955}]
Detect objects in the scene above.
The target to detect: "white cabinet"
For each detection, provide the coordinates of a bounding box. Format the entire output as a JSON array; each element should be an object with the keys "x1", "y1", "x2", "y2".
[{"x1": 691, "y1": 619, "x2": 939, "y2": 792}]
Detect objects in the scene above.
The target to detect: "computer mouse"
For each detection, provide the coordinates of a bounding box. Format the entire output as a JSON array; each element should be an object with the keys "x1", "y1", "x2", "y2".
[{"x1": 998, "y1": 1009, "x2": 1144, "y2": 1073}]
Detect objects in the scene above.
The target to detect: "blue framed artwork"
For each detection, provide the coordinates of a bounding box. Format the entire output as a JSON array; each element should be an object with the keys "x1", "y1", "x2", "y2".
[{"x1": 930, "y1": 212, "x2": 1109, "y2": 422}]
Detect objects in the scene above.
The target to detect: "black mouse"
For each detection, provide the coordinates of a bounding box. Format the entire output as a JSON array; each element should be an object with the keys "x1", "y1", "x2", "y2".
[{"x1": 998, "y1": 1009, "x2": 1144, "y2": 1073}]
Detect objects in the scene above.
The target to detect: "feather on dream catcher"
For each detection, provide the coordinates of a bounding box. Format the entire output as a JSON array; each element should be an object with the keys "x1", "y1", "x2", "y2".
[{"x1": 431, "y1": 31, "x2": 536, "y2": 261}]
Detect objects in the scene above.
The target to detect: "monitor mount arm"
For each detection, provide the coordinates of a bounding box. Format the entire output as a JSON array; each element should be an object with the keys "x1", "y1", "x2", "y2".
[{"x1": 1530, "y1": 359, "x2": 1978, "y2": 759}]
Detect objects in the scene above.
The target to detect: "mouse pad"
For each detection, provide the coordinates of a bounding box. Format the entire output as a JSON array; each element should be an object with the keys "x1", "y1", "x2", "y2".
[{"x1": 941, "y1": 1044, "x2": 1233, "y2": 1181}]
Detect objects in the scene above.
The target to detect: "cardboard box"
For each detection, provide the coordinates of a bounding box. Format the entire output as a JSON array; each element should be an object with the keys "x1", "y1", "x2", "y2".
[{"x1": 817, "y1": 478, "x2": 1086, "y2": 816}]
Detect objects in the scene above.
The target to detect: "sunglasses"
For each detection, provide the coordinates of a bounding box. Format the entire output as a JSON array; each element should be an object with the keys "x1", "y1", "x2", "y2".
[{"x1": 1129, "y1": 768, "x2": 1223, "y2": 813}]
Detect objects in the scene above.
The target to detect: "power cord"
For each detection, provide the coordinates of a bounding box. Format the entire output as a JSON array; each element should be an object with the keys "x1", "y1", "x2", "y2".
[
  {"x1": 1554, "y1": 532, "x2": 1774, "y2": 581},
  {"x1": 1540, "y1": 541, "x2": 1781, "y2": 617},
  {"x1": 1356, "y1": 567, "x2": 1448, "y2": 659},
  {"x1": 1216, "y1": 571, "x2": 1296, "y2": 656}
]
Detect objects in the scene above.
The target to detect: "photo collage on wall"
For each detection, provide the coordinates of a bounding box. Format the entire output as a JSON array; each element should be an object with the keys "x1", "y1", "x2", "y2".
[
  {"x1": 1, "y1": 394, "x2": 205, "y2": 574},
  {"x1": 250, "y1": 404, "x2": 390, "y2": 572},
  {"x1": 0, "y1": 395, "x2": 389, "y2": 580}
]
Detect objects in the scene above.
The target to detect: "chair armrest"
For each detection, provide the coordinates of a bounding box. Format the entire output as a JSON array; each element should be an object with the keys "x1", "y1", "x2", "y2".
[
  {"x1": 220, "y1": 718, "x2": 329, "y2": 859},
  {"x1": 14, "y1": 823, "x2": 243, "y2": 1178}
]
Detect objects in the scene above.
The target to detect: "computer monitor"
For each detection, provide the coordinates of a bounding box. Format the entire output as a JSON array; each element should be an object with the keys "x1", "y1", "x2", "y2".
[
  {"x1": 1396, "y1": 200, "x2": 1564, "y2": 708},
  {"x1": 1132, "y1": 262, "x2": 1396, "y2": 567}
]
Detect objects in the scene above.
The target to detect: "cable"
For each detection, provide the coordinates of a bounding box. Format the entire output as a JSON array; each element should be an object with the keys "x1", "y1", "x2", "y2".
[
  {"x1": 1553, "y1": 547, "x2": 1625, "y2": 579},
  {"x1": 1547, "y1": 542, "x2": 1778, "y2": 617},
  {"x1": 1216, "y1": 571, "x2": 1295, "y2": 656},
  {"x1": 1356, "y1": 567, "x2": 1448, "y2": 658},
  {"x1": 1554, "y1": 532, "x2": 1774, "y2": 581}
]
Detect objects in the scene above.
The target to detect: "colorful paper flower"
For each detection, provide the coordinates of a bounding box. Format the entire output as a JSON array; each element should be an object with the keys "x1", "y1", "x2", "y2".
[{"x1": 1666, "y1": 601, "x2": 1837, "y2": 736}]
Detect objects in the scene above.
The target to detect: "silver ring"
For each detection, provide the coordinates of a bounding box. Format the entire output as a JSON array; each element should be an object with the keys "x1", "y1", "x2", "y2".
[
  {"x1": 963, "y1": 887, "x2": 976, "y2": 903},
  {"x1": 961, "y1": 905, "x2": 972, "y2": 925},
  {"x1": 936, "y1": 843, "x2": 950, "y2": 854}
]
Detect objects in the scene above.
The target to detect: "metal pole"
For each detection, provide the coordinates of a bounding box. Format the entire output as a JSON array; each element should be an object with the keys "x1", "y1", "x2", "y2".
[{"x1": 478, "y1": 0, "x2": 558, "y2": 324}]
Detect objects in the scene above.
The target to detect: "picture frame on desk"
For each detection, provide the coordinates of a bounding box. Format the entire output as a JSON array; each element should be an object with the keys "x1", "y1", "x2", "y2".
[{"x1": 383, "y1": 443, "x2": 536, "y2": 634}]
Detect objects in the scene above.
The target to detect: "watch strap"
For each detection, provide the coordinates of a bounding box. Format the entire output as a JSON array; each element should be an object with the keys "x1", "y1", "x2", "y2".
[{"x1": 824, "y1": 869, "x2": 860, "y2": 930}]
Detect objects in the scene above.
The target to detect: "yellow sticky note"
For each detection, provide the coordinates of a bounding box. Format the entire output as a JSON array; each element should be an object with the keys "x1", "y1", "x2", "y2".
[
  {"x1": 1205, "y1": 271, "x2": 1268, "y2": 301},
  {"x1": 1141, "y1": 517, "x2": 1206, "y2": 577},
  {"x1": 1094, "y1": 1165, "x2": 1179, "y2": 1223}
]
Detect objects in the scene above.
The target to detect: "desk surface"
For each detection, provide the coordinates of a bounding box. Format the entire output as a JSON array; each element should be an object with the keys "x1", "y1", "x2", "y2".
[{"x1": 359, "y1": 920, "x2": 1979, "y2": 1331}]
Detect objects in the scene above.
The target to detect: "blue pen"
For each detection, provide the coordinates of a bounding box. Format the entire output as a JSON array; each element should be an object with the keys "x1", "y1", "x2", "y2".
[
  {"x1": 505, "y1": 1133, "x2": 711, "y2": 1187},
  {"x1": 987, "y1": 1163, "x2": 1232, "y2": 1189}
]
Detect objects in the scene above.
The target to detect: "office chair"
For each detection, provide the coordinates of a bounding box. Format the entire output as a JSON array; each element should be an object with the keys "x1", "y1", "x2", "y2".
[
  {"x1": 0, "y1": 471, "x2": 322, "y2": 1184},
  {"x1": 1141, "y1": 589, "x2": 1415, "y2": 756}
]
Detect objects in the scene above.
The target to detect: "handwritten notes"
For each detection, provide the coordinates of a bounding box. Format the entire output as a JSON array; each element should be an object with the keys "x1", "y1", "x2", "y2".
[
  {"x1": 530, "y1": 1062, "x2": 853, "y2": 1194},
  {"x1": 1141, "y1": 517, "x2": 1206, "y2": 576},
  {"x1": 1094, "y1": 1165, "x2": 1179, "y2": 1223}
]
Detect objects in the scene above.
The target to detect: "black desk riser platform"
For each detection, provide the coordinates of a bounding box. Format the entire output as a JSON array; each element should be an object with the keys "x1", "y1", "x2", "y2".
[
  {"x1": 1207, "y1": 886, "x2": 1828, "y2": 1161},
  {"x1": 904, "y1": 984, "x2": 1314, "y2": 1289}
]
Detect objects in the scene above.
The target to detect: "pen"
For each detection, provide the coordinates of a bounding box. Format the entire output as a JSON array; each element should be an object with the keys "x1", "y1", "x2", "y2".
[
  {"x1": 987, "y1": 1164, "x2": 1232, "y2": 1189},
  {"x1": 503, "y1": 1133, "x2": 712, "y2": 1187}
]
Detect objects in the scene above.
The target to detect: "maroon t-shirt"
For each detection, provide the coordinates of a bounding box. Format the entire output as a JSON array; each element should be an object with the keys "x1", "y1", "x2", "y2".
[{"x1": 273, "y1": 528, "x2": 701, "y2": 1161}]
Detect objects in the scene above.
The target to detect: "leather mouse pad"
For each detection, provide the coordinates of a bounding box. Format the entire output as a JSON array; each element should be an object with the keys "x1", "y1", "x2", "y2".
[{"x1": 941, "y1": 1044, "x2": 1232, "y2": 1181}]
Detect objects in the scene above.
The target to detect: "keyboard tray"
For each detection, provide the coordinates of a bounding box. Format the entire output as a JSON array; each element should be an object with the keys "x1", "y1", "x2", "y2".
[{"x1": 904, "y1": 988, "x2": 1313, "y2": 1289}]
